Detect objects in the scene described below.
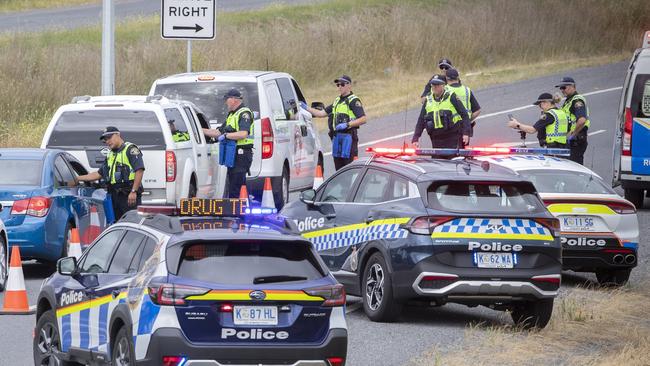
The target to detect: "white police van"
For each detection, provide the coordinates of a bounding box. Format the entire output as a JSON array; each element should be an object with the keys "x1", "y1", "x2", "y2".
[
  {"x1": 41, "y1": 95, "x2": 224, "y2": 207},
  {"x1": 150, "y1": 71, "x2": 325, "y2": 208},
  {"x1": 613, "y1": 31, "x2": 650, "y2": 208}
]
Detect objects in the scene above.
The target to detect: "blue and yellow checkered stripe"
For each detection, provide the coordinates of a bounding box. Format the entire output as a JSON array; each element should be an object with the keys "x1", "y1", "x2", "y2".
[
  {"x1": 302, "y1": 218, "x2": 410, "y2": 251},
  {"x1": 433, "y1": 218, "x2": 552, "y2": 240}
]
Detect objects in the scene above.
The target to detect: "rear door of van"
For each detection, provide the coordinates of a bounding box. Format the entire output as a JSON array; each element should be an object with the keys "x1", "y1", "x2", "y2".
[{"x1": 628, "y1": 69, "x2": 650, "y2": 177}]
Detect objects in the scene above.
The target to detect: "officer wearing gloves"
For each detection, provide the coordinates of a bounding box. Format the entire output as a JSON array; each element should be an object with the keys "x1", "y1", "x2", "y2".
[
  {"x1": 412, "y1": 74, "x2": 471, "y2": 149},
  {"x1": 203, "y1": 89, "x2": 254, "y2": 198},
  {"x1": 169, "y1": 119, "x2": 190, "y2": 142},
  {"x1": 72, "y1": 127, "x2": 145, "y2": 219},
  {"x1": 445, "y1": 68, "x2": 481, "y2": 145},
  {"x1": 507, "y1": 93, "x2": 569, "y2": 148},
  {"x1": 556, "y1": 77, "x2": 589, "y2": 164},
  {"x1": 305, "y1": 75, "x2": 367, "y2": 170}
]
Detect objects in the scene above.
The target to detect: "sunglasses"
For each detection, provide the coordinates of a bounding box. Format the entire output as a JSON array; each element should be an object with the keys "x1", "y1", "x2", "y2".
[
  {"x1": 439, "y1": 65, "x2": 449, "y2": 70},
  {"x1": 335, "y1": 82, "x2": 349, "y2": 87},
  {"x1": 559, "y1": 86, "x2": 567, "y2": 90}
]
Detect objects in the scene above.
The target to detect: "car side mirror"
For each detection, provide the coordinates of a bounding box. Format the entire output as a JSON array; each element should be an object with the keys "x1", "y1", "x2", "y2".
[
  {"x1": 0, "y1": 203, "x2": 3, "y2": 212},
  {"x1": 57, "y1": 257, "x2": 77, "y2": 276},
  {"x1": 311, "y1": 102, "x2": 325, "y2": 111},
  {"x1": 300, "y1": 189, "x2": 316, "y2": 205}
]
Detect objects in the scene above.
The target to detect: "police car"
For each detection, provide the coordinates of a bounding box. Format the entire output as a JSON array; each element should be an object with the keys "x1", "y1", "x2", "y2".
[
  {"x1": 476, "y1": 153, "x2": 639, "y2": 286},
  {"x1": 281, "y1": 147, "x2": 563, "y2": 328},
  {"x1": 33, "y1": 199, "x2": 347, "y2": 366}
]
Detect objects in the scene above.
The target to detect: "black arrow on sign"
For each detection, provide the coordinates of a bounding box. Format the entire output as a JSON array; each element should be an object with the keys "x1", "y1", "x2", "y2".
[{"x1": 173, "y1": 24, "x2": 204, "y2": 32}]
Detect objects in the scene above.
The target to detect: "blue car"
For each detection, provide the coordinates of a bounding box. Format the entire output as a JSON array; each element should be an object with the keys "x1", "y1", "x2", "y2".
[{"x1": 0, "y1": 149, "x2": 113, "y2": 265}]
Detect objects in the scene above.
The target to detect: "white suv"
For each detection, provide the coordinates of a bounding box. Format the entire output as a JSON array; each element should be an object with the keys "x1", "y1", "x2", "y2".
[
  {"x1": 41, "y1": 95, "x2": 224, "y2": 205},
  {"x1": 150, "y1": 71, "x2": 324, "y2": 207}
]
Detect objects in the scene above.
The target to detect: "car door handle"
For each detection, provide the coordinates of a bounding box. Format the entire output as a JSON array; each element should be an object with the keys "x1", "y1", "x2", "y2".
[
  {"x1": 366, "y1": 215, "x2": 374, "y2": 224},
  {"x1": 207, "y1": 152, "x2": 212, "y2": 156},
  {"x1": 197, "y1": 153, "x2": 202, "y2": 157},
  {"x1": 112, "y1": 289, "x2": 121, "y2": 299}
]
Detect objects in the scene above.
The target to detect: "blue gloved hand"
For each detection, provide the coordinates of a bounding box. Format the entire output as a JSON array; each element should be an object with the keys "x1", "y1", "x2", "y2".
[
  {"x1": 335, "y1": 122, "x2": 348, "y2": 131},
  {"x1": 218, "y1": 134, "x2": 227, "y2": 142},
  {"x1": 567, "y1": 134, "x2": 575, "y2": 142},
  {"x1": 300, "y1": 101, "x2": 308, "y2": 110}
]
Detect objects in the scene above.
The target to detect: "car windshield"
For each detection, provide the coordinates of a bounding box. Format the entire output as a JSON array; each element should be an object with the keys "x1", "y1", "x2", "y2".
[
  {"x1": 176, "y1": 240, "x2": 325, "y2": 285},
  {"x1": 153, "y1": 82, "x2": 259, "y2": 125},
  {"x1": 46, "y1": 110, "x2": 164, "y2": 149},
  {"x1": 518, "y1": 169, "x2": 614, "y2": 195},
  {"x1": 0, "y1": 159, "x2": 42, "y2": 185},
  {"x1": 427, "y1": 182, "x2": 546, "y2": 214}
]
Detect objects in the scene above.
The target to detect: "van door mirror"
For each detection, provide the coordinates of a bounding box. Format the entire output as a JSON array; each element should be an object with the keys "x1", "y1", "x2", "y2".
[
  {"x1": 300, "y1": 189, "x2": 316, "y2": 205},
  {"x1": 311, "y1": 102, "x2": 325, "y2": 111},
  {"x1": 57, "y1": 257, "x2": 77, "y2": 276}
]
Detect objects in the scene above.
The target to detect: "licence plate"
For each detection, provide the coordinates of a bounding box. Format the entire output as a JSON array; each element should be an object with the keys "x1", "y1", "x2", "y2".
[
  {"x1": 561, "y1": 216, "x2": 595, "y2": 232},
  {"x1": 233, "y1": 306, "x2": 278, "y2": 325},
  {"x1": 475, "y1": 252, "x2": 514, "y2": 269}
]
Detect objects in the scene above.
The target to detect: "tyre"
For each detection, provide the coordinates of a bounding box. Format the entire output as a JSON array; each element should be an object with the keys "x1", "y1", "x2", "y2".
[
  {"x1": 596, "y1": 268, "x2": 631, "y2": 287},
  {"x1": 189, "y1": 180, "x2": 197, "y2": 198},
  {"x1": 112, "y1": 326, "x2": 136, "y2": 366},
  {"x1": 510, "y1": 298, "x2": 554, "y2": 329},
  {"x1": 273, "y1": 166, "x2": 290, "y2": 210},
  {"x1": 34, "y1": 310, "x2": 80, "y2": 366},
  {"x1": 0, "y1": 235, "x2": 6, "y2": 291},
  {"x1": 361, "y1": 253, "x2": 402, "y2": 322},
  {"x1": 624, "y1": 188, "x2": 644, "y2": 209}
]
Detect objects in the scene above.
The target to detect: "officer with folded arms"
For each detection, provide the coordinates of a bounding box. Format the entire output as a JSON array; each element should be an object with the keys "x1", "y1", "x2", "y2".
[
  {"x1": 203, "y1": 89, "x2": 254, "y2": 198},
  {"x1": 507, "y1": 93, "x2": 569, "y2": 148},
  {"x1": 72, "y1": 127, "x2": 145, "y2": 220},
  {"x1": 304, "y1": 75, "x2": 367, "y2": 170},
  {"x1": 556, "y1": 76, "x2": 589, "y2": 164}
]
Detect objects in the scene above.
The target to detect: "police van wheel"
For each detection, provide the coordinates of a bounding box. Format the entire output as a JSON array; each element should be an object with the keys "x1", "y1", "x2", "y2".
[
  {"x1": 0, "y1": 236, "x2": 6, "y2": 291},
  {"x1": 596, "y1": 268, "x2": 631, "y2": 287},
  {"x1": 362, "y1": 253, "x2": 402, "y2": 322},
  {"x1": 112, "y1": 326, "x2": 135, "y2": 366},
  {"x1": 189, "y1": 181, "x2": 197, "y2": 198},
  {"x1": 274, "y1": 167, "x2": 290, "y2": 210},
  {"x1": 34, "y1": 310, "x2": 80, "y2": 366},
  {"x1": 510, "y1": 298, "x2": 554, "y2": 329},
  {"x1": 624, "y1": 188, "x2": 644, "y2": 209}
]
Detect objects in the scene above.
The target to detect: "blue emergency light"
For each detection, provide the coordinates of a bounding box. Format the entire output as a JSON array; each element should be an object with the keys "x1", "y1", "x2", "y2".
[{"x1": 365, "y1": 146, "x2": 570, "y2": 157}]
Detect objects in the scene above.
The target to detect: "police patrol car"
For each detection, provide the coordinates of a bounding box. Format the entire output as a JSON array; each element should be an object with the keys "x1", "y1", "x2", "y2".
[
  {"x1": 33, "y1": 199, "x2": 347, "y2": 366},
  {"x1": 476, "y1": 153, "x2": 639, "y2": 286},
  {"x1": 281, "y1": 147, "x2": 563, "y2": 328}
]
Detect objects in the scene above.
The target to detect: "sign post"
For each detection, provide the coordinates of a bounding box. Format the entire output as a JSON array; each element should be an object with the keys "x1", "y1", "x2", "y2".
[{"x1": 101, "y1": 0, "x2": 115, "y2": 95}]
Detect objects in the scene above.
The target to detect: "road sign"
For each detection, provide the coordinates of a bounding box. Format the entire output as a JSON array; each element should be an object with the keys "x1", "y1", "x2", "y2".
[{"x1": 161, "y1": 0, "x2": 216, "y2": 40}]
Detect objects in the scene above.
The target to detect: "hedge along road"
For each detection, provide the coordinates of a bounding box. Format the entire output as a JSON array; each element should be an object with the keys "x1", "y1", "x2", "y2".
[{"x1": 0, "y1": 0, "x2": 325, "y2": 33}]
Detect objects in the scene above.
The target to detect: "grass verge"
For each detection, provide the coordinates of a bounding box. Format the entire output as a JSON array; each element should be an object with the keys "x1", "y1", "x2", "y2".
[{"x1": 0, "y1": 0, "x2": 93, "y2": 13}]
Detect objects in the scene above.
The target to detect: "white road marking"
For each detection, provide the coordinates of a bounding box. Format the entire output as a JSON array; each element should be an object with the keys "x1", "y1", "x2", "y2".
[
  {"x1": 490, "y1": 129, "x2": 607, "y2": 147},
  {"x1": 323, "y1": 86, "x2": 622, "y2": 156},
  {"x1": 346, "y1": 302, "x2": 363, "y2": 314}
]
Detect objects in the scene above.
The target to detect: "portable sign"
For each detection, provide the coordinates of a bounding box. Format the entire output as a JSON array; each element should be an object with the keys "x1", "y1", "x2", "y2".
[{"x1": 161, "y1": 0, "x2": 216, "y2": 40}]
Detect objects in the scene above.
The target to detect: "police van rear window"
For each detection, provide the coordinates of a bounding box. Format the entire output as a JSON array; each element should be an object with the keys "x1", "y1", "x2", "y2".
[
  {"x1": 427, "y1": 182, "x2": 546, "y2": 214},
  {"x1": 47, "y1": 110, "x2": 164, "y2": 149},
  {"x1": 630, "y1": 74, "x2": 650, "y2": 118},
  {"x1": 175, "y1": 241, "x2": 326, "y2": 285}
]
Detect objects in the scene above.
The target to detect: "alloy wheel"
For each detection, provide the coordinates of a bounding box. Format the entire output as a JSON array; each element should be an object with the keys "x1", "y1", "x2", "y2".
[
  {"x1": 113, "y1": 337, "x2": 131, "y2": 366},
  {"x1": 36, "y1": 322, "x2": 62, "y2": 366},
  {"x1": 365, "y1": 263, "x2": 385, "y2": 311},
  {"x1": 0, "y1": 242, "x2": 6, "y2": 287}
]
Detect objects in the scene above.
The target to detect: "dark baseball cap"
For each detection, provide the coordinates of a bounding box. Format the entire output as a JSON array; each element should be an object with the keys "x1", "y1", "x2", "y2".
[
  {"x1": 333, "y1": 75, "x2": 352, "y2": 84},
  {"x1": 533, "y1": 93, "x2": 555, "y2": 105},
  {"x1": 99, "y1": 126, "x2": 120, "y2": 140},
  {"x1": 438, "y1": 58, "x2": 452, "y2": 69},
  {"x1": 446, "y1": 68, "x2": 460, "y2": 80},
  {"x1": 429, "y1": 74, "x2": 447, "y2": 85},
  {"x1": 555, "y1": 76, "x2": 576, "y2": 88},
  {"x1": 223, "y1": 88, "x2": 242, "y2": 100}
]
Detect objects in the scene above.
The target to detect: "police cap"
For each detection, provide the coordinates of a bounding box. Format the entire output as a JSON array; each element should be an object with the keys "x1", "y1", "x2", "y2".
[
  {"x1": 438, "y1": 58, "x2": 452, "y2": 70},
  {"x1": 555, "y1": 76, "x2": 576, "y2": 88},
  {"x1": 446, "y1": 68, "x2": 460, "y2": 80},
  {"x1": 334, "y1": 75, "x2": 352, "y2": 84},
  {"x1": 429, "y1": 74, "x2": 447, "y2": 85},
  {"x1": 223, "y1": 88, "x2": 243, "y2": 100},
  {"x1": 100, "y1": 126, "x2": 120, "y2": 141},
  {"x1": 533, "y1": 93, "x2": 555, "y2": 105}
]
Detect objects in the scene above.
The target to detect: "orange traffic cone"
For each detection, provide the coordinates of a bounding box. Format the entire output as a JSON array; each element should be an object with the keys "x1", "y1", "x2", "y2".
[
  {"x1": 313, "y1": 165, "x2": 324, "y2": 190},
  {"x1": 0, "y1": 246, "x2": 35, "y2": 315},
  {"x1": 81, "y1": 206, "x2": 102, "y2": 246},
  {"x1": 68, "y1": 228, "x2": 82, "y2": 259},
  {"x1": 261, "y1": 177, "x2": 275, "y2": 209},
  {"x1": 239, "y1": 184, "x2": 249, "y2": 203},
  {"x1": 353, "y1": 155, "x2": 358, "y2": 161}
]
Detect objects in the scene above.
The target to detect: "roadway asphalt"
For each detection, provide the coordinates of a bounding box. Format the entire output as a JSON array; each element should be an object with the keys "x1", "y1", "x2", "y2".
[
  {"x1": 1, "y1": 61, "x2": 648, "y2": 365},
  {"x1": 0, "y1": 0, "x2": 324, "y2": 33}
]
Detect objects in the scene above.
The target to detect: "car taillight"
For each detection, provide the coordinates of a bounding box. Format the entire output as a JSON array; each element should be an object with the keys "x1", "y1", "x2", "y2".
[
  {"x1": 406, "y1": 216, "x2": 453, "y2": 235},
  {"x1": 147, "y1": 283, "x2": 208, "y2": 306},
  {"x1": 11, "y1": 196, "x2": 51, "y2": 217},
  {"x1": 327, "y1": 357, "x2": 345, "y2": 366},
  {"x1": 162, "y1": 356, "x2": 187, "y2": 366},
  {"x1": 534, "y1": 217, "x2": 560, "y2": 236},
  {"x1": 166, "y1": 150, "x2": 176, "y2": 182},
  {"x1": 304, "y1": 284, "x2": 345, "y2": 307},
  {"x1": 622, "y1": 107, "x2": 632, "y2": 156},
  {"x1": 261, "y1": 117, "x2": 274, "y2": 159},
  {"x1": 606, "y1": 200, "x2": 636, "y2": 214}
]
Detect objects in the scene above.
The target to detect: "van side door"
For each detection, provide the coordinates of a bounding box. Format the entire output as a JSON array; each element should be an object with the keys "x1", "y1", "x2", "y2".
[{"x1": 182, "y1": 105, "x2": 211, "y2": 197}]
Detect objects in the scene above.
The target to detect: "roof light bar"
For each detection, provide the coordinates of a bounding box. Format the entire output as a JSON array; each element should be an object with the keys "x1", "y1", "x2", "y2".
[
  {"x1": 366, "y1": 147, "x2": 415, "y2": 155},
  {"x1": 415, "y1": 147, "x2": 570, "y2": 157}
]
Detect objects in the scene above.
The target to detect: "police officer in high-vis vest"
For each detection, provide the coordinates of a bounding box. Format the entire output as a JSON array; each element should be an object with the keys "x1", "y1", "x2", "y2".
[
  {"x1": 203, "y1": 89, "x2": 254, "y2": 198},
  {"x1": 412, "y1": 74, "x2": 471, "y2": 149},
  {"x1": 556, "y1": 77, "x2": 589, "y2": 164},
  {"x1": 445, "y1": 68, "x2": 481, "y2": 145},
  {"x1": 306, "y1": 75, "x2": 367, "y2": 170},
  {"x1": 507, "y1": 93, "x2": 569, "y2": 148},
  {"x1": 169, "y1": 119, "x2": 190, "y2": 142},
  {"x1": 72, "y1": 127, "x2": 145, "y2": 220}
]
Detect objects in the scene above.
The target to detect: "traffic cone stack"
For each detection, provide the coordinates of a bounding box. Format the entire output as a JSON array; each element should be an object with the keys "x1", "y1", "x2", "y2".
[
  {"x1": 313, "y1": 165, "x2": 324, "y2": 190},
  {"x1": 68, "y1": 228, "x2": 83, "y2": 259},
  {"x1": 0, "y1": 246, "x2": 35, "y2": 315},
  {"x1": 81, "y1": 206, "x2": 103, "y2": 246},
  {"x1": 261, "y1": 177, "x2": 275, "y2": 209}
]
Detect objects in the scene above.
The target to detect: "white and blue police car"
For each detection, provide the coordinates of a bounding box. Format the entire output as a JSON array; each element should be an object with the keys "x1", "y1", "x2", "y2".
[{"x1": 33, "y1": 199, "x2": 347, "y2": 366}]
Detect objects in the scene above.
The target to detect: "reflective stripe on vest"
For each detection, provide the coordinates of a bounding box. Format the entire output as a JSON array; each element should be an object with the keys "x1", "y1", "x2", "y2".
[
  {"x1": 562, "y1": 94, "x2": 591, "y2": 132},
  {"x1": 545, "y1": 109, "x2": 569, "y2": 144},
  {"x1": 226, "y1": 107, "x2": 254, "y2": 146},
  {"x1": 331, "y1": 94, "x2": 359, "y2": 131},
  {"x1": 447, "y1": 85, "x2": 471, "y2": 113},
  {"x1": 172, "y1": 131, "x2": 190, "y2": 142},
  {"x1": 425, "y1": 91, "x2": 461, "y2": 129},
  {"x1": 107, "y1": 142, "x2": 136, "y2": 184}
]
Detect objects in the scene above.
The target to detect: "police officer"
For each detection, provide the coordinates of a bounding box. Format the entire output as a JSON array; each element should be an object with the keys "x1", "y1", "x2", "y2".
[
  {"x1": 446, "y1": 68, "x2": 481, "y2": 145},
  {"x1": 305, "y1": 75, "x2": 367, "y2": 170},
  {"x1": 203, "y1": 89, "x2": 254, "y2": 198},
  {"x1": 420, "y1": 58, "x2": 453, "y2": 104},
  {"x1": 412, "y1": 74, "x2": 471, "y2": 149},
  {"x1": 169, "y1": 119, "x2": 190, "y2": 142},
  {"x1": 556, "y1": 77, "x2": 589, "y2": 164},
  {"x1": 507, "y1": 93, "x2": 569, "y2": 148},
  {"x1": 72, "y1": 127, "x2": 145, "y2": 219}
]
